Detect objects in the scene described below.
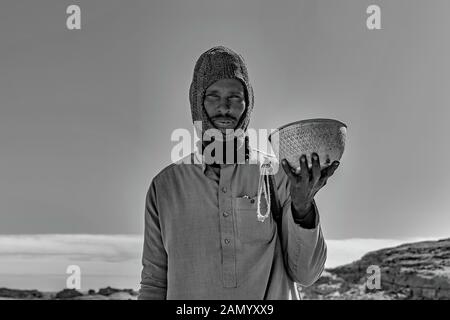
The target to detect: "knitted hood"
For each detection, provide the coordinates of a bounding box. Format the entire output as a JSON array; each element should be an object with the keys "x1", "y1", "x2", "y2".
[
  {"x1": 189, "y1": 47, "x2": 272, "y2": 220},
  {"x1": 189, "y1": 46, "x2": 254, "y2": 142}
]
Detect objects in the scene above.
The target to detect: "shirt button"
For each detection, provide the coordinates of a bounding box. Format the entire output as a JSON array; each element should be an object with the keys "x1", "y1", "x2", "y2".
[
  {"x1": 222, "y1": 187, "x2": 227, "y2": 193},
  {"x1": 224, "y1": 239, "x2": 231, "y2": 245},
  {"x1": 223, "y1": 211, "x2": 229, "y2": 218}
]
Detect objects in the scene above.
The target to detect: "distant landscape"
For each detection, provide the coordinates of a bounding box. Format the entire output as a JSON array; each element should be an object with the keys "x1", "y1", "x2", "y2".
[
  {"x1": 301, "y1": 237, "x2": 449, "y2": 299},
  {"x1": 1, "y1": 237, "x2": 448, "y2": 300}
]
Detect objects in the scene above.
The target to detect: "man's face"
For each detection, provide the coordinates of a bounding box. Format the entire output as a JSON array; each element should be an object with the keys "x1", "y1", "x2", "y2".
[{"x1": 203, "y1": 78, "x2": 246, "y2": 130}]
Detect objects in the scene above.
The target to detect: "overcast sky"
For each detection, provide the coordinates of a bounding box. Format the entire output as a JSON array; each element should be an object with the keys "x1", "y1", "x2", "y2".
[{"x1": 1, "y1": 0, "x2": 449, "y2": 240}]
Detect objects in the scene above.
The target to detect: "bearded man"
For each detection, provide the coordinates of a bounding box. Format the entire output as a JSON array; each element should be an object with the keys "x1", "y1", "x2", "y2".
[{"x1": 138, "y1": 46, "x2": 340, "y2": 300}]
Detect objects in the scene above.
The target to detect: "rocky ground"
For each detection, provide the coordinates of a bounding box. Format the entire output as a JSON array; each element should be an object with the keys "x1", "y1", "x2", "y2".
[
  {"x1": 1, "y1": 237, "x2": 448, "y2": 300},
  {"x1": 300, "y1": 237, "x2": 450, "y2": 300}
]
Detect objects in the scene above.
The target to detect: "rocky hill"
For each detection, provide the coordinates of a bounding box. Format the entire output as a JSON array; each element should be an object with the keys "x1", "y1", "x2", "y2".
[{"x1": 300, "y1": 237, "x2": 450, "y2": 300}]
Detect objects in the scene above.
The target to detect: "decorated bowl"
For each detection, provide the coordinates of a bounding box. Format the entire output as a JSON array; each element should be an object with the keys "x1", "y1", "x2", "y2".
[{"x1": 268, "y1": 118, "x2": 347, "y2": 170}]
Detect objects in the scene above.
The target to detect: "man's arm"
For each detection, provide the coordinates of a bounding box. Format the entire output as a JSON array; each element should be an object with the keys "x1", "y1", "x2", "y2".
[
  {"x1": 138, "y1": 179, "x2": 168, "y2": 300},
  {"x1": 275, "y1": 153, "x2": 339, "y2": 287},
  {"x1": 279, "y1": 195, "x2": 327, "y2": 287}
]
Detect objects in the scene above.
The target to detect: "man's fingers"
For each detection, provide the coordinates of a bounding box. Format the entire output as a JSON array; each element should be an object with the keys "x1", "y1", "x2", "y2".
[
  {"x1": 327, "y1": 161, "x2": 340, "y2": 177},
  {"x1": 319, "y1": 161, "x2": 340, "y2": 185},
  {"x1": 299, "y1": 154, "x2": 310, "y2": 182},
  {"x1": 281, "y1": 159, "x2": 295, "y2": 180},
  {"x1": 311, "y1": 153, "x2": 321, "y2": 185}
]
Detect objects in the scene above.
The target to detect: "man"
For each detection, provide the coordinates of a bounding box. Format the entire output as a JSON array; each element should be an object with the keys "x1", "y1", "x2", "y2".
[{"x1": 138, "y1": 46, "x2": 340, "y2": 300}]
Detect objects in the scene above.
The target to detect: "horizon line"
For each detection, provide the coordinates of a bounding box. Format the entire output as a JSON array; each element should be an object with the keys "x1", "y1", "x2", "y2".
[{"x1": 0, "y1": 233, "x2": 446, "y2": 241}]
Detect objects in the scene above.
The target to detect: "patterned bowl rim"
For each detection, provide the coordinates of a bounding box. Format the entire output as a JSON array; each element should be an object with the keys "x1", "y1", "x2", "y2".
[{"x1": 268, "y1": 118, "x2": 347, "y2": 143}]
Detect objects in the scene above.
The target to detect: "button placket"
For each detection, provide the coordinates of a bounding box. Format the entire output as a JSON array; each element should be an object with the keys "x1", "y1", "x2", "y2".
[{"x1": 218, "y1": 165, "x2": 236, "y2": 288}]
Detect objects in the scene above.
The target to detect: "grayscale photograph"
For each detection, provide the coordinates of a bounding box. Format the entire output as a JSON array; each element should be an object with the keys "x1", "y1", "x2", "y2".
[{"x1": 0, "y1": 0, "x2": 449, "y2": 304}]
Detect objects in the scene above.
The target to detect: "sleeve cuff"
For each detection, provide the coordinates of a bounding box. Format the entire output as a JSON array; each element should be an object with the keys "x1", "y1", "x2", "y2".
[{"x1": 291, "y1": 200, "x2": 320, "y2": 230}]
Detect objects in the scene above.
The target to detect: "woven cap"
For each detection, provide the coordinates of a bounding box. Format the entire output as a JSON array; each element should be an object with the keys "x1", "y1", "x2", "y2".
[{"x1": 189, "y1": 46, "x2": 254, "y2": 139}]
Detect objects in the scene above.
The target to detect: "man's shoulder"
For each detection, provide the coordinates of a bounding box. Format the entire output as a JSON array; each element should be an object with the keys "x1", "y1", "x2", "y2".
[{"x1": 152, "y1": 153, "x2": 199, "y2": 183}]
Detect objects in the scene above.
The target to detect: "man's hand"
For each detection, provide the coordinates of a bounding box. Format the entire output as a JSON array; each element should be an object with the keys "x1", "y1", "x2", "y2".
[{"x1": 281, "y1": 153, "x2": 340, "y2": 219}]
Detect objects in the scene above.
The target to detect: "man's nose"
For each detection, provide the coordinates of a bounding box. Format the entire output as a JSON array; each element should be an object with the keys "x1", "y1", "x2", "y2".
[{"x1": 217, "y1": 98, "x2": 231, "y2": 114}]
